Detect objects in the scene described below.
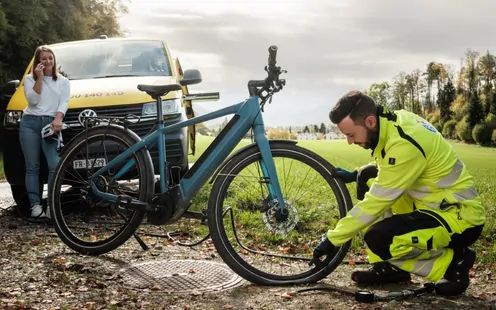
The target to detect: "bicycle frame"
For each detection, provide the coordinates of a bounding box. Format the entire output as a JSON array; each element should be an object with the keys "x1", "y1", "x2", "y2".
[{"x1": 88, "y1": 94, "x2": 286, "y2": 223}]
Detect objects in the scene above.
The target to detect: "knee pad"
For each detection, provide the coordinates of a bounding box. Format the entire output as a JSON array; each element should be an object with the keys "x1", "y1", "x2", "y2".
[
  {"x1": 364, "y1": 225, "x2": 393, "y2": 261},
  {"x1": 356, "y1": 165, "x2": 378, "y2": 200}
]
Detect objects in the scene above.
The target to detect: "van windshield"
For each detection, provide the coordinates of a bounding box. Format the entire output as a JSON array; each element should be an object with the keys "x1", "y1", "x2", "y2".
[{"x1": 50, "y1": 40, "x2": 172, "y2": 80}]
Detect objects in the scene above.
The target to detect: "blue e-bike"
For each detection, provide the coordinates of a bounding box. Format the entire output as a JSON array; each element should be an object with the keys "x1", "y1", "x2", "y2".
[{"x1": 49, "y1": 46, "x2": 353, "y2": 285}]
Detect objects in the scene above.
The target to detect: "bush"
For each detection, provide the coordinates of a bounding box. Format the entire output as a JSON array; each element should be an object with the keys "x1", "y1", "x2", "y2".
[
  {"x1": 432, "y1": 122, "x2": 443, "y2": 133},
  {"x1": 455, "y1": 117, "x2": 473, "y2": 142},
  {"x1": 442, "y1": 119, "x2": 458, "y2": 139},
  {"x1": 450, "y1": 94, "x2": 468, "y2": 121},
  {"x1": 492, "y1": 129, "x2": 496, "y2": 143},
  {"x1": 486, "y1": 113, "x2": 496, "y2": 130},
  {"x1": 427, "y1": 110, "x2": 440, "y2": 125},
  {"x1": 472, "y1": 122, "x2": 493, "y2": 145},
  {"x1": 267, "y1": 129, "x2": 290, "y2": 140}
]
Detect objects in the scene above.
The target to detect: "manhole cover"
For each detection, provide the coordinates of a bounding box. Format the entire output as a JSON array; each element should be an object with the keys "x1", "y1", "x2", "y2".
[{"x1": 118, "y1": 259, "x2": 246, "y2": 294}]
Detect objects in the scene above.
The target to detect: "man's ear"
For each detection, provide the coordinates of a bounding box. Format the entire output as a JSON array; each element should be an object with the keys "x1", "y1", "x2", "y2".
[{"x1": 365, "y1": 115, "x2": 377, "y2": 129}]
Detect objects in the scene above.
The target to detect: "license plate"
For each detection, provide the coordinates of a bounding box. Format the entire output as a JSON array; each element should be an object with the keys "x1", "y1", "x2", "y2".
[{"x1": 72, "y1": 158, "x2": 107, "y2": 169}]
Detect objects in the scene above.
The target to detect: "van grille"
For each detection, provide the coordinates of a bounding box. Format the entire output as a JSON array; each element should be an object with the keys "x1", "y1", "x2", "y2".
[{"x1": 63, "y1": 105, "x2": 184, "y2": 166}]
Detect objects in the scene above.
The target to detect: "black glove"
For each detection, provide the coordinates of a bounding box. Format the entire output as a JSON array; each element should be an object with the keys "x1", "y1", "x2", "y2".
[
  {"x1": 309, "y1": 236, "x2": 337, "y2": 269},
  {"x1": 333, "y1": 167, "x2": 358, "y2": 183}
]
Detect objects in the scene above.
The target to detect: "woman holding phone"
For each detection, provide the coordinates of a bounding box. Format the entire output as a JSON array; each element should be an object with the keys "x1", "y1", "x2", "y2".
[{"x1": 20, "y1": 45, "x2": 71, "y2": 218}]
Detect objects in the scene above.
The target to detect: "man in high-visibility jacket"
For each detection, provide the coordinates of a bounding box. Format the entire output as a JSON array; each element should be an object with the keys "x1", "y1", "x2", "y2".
[{"x1": 310, "y1": 90, "x2": 485, "y2": 296}]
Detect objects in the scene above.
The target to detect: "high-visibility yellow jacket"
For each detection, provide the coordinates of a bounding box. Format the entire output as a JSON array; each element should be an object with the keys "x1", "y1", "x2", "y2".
[{"x1": 327, "y1": 106, "x2": 486, "y2": 246}]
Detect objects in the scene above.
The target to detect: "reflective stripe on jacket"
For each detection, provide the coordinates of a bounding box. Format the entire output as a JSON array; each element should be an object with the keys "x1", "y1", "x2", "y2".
[{"x1": 327, "y1": 107, "x2": 486, "y2": 246}]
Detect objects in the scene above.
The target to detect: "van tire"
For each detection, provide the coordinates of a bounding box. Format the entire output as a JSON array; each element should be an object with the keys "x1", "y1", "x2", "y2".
[{"x1": 11, "y1": 184, "x2": 30, "y2": 216}]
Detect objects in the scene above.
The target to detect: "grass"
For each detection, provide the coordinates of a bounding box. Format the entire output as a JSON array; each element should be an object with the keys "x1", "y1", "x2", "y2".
[{"x1": 189, "y1": 135, "x2": 496, "y2": 263}]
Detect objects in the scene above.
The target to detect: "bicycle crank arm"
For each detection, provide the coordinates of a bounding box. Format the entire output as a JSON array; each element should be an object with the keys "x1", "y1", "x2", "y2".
[{"x1": 114, "y1": 194, "x2": 159, "y2": 212}]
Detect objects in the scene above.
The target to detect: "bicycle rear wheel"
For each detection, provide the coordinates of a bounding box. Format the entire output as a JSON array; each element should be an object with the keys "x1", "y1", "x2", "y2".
[
  {"x1": 50, "y1": 125, "x2": 154, "y2": 256},
  {"x1": 207, "y1": 142, "x2": 353, "y2": 285}
]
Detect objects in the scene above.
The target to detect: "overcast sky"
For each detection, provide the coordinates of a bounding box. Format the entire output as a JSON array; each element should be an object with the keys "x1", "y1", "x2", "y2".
[{"x1": 120, "y1": 0, "x2": 496, "y2": 127}]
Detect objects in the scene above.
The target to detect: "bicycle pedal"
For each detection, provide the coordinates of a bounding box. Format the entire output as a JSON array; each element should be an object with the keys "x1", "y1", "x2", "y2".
[{"x1": 201, "y1": 209, "x2": 208, "y2": 225}]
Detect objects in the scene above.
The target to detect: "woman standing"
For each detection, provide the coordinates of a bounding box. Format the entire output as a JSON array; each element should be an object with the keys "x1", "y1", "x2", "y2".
[{"x1": 20, "y1": 45, "x2": 70, "y2": 218}]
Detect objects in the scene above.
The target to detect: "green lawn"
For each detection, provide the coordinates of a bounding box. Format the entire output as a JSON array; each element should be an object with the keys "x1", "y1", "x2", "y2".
[{"x1": 189, "y1": 135, "x2": 496, "y2": 263}]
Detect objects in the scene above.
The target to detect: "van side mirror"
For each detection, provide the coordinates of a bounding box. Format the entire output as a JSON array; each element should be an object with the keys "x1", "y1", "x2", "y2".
[
  {"x1": 180, "y1": 69, "x2": 202, "y2": 86},
  {"x1": 3, "y1": 80, "x2": 20, "y2": 97}
]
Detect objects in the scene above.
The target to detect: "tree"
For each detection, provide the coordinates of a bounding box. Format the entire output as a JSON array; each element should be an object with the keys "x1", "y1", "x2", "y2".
[
  {"x1": 391, "y1": 72, "x2": 408, "y2": 110},
  {"x1": 303, "y1": 125, "x2": 309, "y2": 133},
  {"x1": 478, "y1": 50, "x2": 495, "y2": 94},
  {"x1": 467, "y1": 92, "x2": 485, "y2": 129},
  {"x1": 0, "y1": 0, "x2": 128, "y2": 86},
  {"x1": 464, "y1": 49, "x2": 480, "y2": 95},
  {"x1": 438, "y1": 79, "x2": 456, "y2": 124},
  {"x1": 367, "y1": 82, "x2": 391, "y2": 107},
  {"x1": 313, "y1": 124, "x2": 319, "y2": 133},
  {"x1": 491, "y1": 91, "x2": 496, "y2": 115},
  {"x1": 319, "y1": 123, "x2": 326, "y2": 134}
]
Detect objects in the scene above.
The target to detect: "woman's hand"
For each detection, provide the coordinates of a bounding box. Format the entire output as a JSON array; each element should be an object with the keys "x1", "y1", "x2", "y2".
[
  {"x1": 51, "y1": 117, "x2": 63, "y2": 133},
  {"x1": 34, "y1": 63, "x2": 45, "y2": 77}
]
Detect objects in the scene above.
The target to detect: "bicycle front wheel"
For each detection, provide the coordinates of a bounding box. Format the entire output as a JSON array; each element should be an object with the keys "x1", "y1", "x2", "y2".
[
  {"x1": 207, "y1": 142, "x2": 353, "y2": 285},
  {"x1": 50, "y1": 125, "x2": 154, "y2": 256}
]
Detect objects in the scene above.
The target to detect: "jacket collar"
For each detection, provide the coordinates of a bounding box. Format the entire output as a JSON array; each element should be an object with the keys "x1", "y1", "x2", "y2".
[{"x1": 371, "y1": 105, "x2": 396, "y2": 158}]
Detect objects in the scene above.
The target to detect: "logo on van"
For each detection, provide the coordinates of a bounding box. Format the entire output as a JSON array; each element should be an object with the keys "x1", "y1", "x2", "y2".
[{"x1": 78, "y1": 109, "x2": 97, "y2": 126}]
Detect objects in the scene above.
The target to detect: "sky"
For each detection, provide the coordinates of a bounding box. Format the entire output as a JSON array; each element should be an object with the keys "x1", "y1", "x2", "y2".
[{"x1": 119, "y1": 0, "x2": 496, "y2": 127}]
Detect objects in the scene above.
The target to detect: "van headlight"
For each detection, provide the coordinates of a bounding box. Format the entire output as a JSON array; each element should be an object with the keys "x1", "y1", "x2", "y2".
[
  {"x1": 142, "y1": 99, "x2": 180, "y2": 116},
  {"x1": 4, "y1": 111, "x2": 23, "y2": 128}
]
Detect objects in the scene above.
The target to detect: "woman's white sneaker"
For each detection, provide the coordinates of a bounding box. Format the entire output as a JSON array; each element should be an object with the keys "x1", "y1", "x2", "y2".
[{"x1": 30, "y1": 204, "x2": 49, "y2": 218}]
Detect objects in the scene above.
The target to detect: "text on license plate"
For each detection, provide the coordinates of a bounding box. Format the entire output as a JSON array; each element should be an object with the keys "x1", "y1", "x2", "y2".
[{"x1": 72, "y1": 158, "x2": 107, "y2": 169}]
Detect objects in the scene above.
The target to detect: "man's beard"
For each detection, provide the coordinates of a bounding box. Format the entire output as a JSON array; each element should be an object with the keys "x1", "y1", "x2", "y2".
[{"x1": 355, "y1": 127, "x2": 378, "y2": 150}]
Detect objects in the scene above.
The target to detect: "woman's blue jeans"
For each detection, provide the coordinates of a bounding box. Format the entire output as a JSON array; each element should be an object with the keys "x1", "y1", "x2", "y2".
[{"x1": 19, "y1": 114, "x2": 60, "y2": 206}]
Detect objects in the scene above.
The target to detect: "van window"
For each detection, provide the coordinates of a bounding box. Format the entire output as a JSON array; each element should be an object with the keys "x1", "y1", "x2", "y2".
[{"x1": 49, "y1": 40, "x2": 172, "y2": 80}]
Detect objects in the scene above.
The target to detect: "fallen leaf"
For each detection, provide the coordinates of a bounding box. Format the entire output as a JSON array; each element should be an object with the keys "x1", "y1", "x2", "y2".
[{"x1": 280, "y1": 292, "x2": 293, "y2": 299}]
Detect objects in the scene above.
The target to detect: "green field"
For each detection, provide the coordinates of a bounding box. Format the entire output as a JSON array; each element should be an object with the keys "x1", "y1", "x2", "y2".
[{"x1": 189, "y1": 135, "x2": 496, "y2": 263}]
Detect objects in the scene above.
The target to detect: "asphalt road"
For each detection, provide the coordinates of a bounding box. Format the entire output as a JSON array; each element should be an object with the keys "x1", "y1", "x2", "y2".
[{"x1": 0, "y1": 181, "x2": 15, "y2": 202}]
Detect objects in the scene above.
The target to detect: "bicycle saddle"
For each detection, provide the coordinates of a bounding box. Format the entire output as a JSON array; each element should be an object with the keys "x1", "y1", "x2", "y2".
[{"x1": 137, "y1": 83, "x2": 182, "y2": 98}]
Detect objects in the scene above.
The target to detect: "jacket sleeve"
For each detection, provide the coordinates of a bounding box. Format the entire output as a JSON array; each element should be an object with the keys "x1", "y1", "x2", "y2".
[
  {"x1": 23, "y1": 75, "x2": 41, "y2": 105},
  {"x1": 353, "y1": 159, "x2": 377, "y2": 172},
  {"x1": 327, "y1": 140, "x2": 427, "y2": 246}
]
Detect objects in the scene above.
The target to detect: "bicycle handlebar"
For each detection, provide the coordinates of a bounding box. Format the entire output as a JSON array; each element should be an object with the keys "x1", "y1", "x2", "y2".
[
  {"x1": 247, "y1": 45, "x2": 287, "y2": 103},
  {"x1": 268, "y1": 45, "x2": 277, "y2": 66}
]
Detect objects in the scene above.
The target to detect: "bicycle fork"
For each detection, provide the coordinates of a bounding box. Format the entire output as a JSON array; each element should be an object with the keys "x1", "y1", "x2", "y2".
[{"x1": 252, "y1": 121, "x2": 287, "y2": 215}]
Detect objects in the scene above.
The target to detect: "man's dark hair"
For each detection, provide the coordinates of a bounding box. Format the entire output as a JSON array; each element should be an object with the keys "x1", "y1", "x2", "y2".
[{"x1": 329, "y1": 90, "x2": 378, "y2": 125}]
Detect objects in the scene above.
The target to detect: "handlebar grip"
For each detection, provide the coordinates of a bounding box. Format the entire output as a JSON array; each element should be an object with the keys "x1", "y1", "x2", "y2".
[{"x1": 268, "y1": 45, "x2": 278, "y2": 66}]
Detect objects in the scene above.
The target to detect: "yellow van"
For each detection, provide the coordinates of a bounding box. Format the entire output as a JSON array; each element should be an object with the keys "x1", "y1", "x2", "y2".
[{"x1": 2, "y1": 36, "x2": 218, "y2": 215}]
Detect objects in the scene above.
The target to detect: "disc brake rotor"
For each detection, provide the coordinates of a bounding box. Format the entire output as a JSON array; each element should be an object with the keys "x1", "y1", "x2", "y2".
[{"x1": 262, "y1": 199, "x2": 299, "y2": 235}]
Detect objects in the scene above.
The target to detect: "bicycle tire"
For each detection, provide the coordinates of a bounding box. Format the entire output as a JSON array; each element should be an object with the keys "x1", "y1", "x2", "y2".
[
  {"x1": 207, "y1": 141, "x2": 353, "y2": 285},
  {"x1": 50, "y1": 125, "x2": 154, "y2": 256}
]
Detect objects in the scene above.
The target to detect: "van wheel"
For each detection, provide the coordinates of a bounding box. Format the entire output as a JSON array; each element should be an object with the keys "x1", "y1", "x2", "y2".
[{"x1": 11, "y1": 184, "x2": 31, "y2": 218}]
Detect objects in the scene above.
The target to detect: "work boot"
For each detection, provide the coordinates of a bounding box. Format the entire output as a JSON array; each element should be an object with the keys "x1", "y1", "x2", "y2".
[
  {"x1": 351, "y1": 261, "x2": 411, "y2": 285},
  {"x1": 435, "y1": 247, "x2": 476, "y2": 296}
]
